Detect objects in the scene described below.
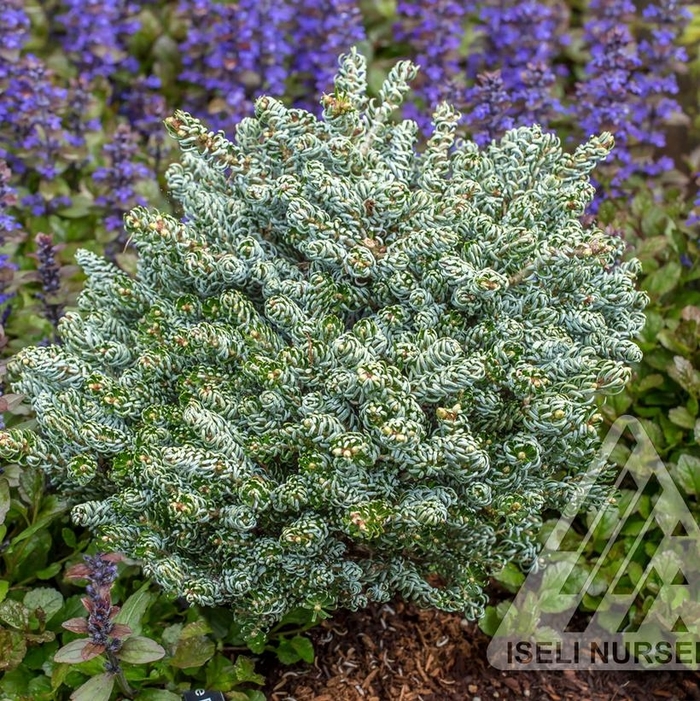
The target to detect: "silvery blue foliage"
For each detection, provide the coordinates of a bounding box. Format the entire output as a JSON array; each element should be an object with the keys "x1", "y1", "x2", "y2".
[{"x1": 0, "y1": 49, "x2": 647, "y2": 643}]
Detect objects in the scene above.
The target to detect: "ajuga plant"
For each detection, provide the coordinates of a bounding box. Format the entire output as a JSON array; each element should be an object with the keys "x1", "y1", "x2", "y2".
[{"x1": 0, "y1": 49, "x2": 647, "y2": 644}]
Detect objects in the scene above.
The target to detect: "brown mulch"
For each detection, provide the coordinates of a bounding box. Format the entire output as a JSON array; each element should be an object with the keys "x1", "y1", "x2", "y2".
[{"x1": 262, "y1": 602, "x2": 700, "y2": 701}]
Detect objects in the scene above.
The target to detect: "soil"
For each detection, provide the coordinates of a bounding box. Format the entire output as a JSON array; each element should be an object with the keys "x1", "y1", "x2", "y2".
[{"x1": 263, "y1": 601, "x2": 700, "y2": 701}]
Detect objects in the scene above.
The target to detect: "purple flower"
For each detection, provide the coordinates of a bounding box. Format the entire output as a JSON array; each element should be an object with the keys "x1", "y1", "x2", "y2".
[
  {"x1": 0, "y1": 160, "x2": 18, "y2": 238},
  {"x1": 0, "y1": 3, "x2": 98, "y2": 213},
  {"x1": 584, "y1": 0, "x2": 636, "y2": 34},
  {"x1": 467, "y1": 1, "x2": 567, "y2": 135},
  {"x1": 574, "y1": 15, "x2": 641, "y2": 197},
  {"x1": 633, "y1": 1, "x2": 691, "y2": 156},
  {"x1": 33, "y1": 232, "x2": 64, "y2": 337},
  {"x1": 48, "y1": 0, "x2": 149, "y2": 186},
  {"x1": 0, "y1": 54, "x2": 70, "y2": 184},
  {"x1": 477, "y1": 2, "x2": 568, "y2": 69},
  {"x1": 55, "y1": 0, "x2": 140, "y2": 81},
  {"x1": 115, "y1": 75, "x2": 168, "y2": 153},
  {"x1": 20, "y1": 193, "x2": 71, "y2": 217},
  {"x1": 0, "y1": 160, "x2": 17, "y2": 348},
  {"x1": 687, "y1": 173, "x2": 700, "y2": 227},
  {"x1": 0, "y1": 248, "x2": 17, "y2": 361},
  {"x1": 63, "y1": 553, "x2": 130, "y2": 660},
  {"x1": 177, "y1": 0, "x2": 294, "y2": 133},
  {"x1": 575, "y1": 0, "x2": 690, "y2": 194},
  {"x1": 576, "y1": 24, "x2": 640, "y2": 137},
  {"x1": 0, "y1": 0, "x2": 30, "y2": 55},
  {"x1": 464, "y1": 71, "x2": 514, "y2": 147},
  {"x1": 394, "y1": 0, "x2": 469, "y2": 131},
  {"x1": 34, "y1": 233, "x2": 61, "y2": 296},
  {"x1": 289, "y1": 0, "x2": 367, "y2": 111},
  {"x1": 93, "y1": 124, "x2": 152, "y2": 258},
  {"x1": 0, "y1": 253, "x2": 16, "y2": 308},
  {"x1": 82, "y1": 553, "x2": 120, "y2": 590},
  {"x1": 516, "y1": 61, "x2": 561, "y2": 124},
  {"x1": 177, "y1": 0, "x2": 367, "y2": 130},
  {"x1": 65, "y1": 77, "x2": 101, "y2": 148}
]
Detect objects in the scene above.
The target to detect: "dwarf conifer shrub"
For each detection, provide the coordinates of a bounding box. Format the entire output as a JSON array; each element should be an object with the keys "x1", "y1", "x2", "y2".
[{"x1": 0, "y1": 50, "x2": 647, "y2": 642}]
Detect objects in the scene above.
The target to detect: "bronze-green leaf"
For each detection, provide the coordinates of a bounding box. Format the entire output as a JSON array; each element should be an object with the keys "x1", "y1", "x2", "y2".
[
  {"x1": 134, "y1": 690, "x2": 182, "y2": 701},
  {"x1": 113, "y1": 582, "x2": 153, "y2": 637},
  {"x1": 674, "y1": 454, "x2": 700, "y2": 496},
  {"x1": 69, "y1": 672, "x2": 115, "y2": 701},
  {"x1": 54, "y1": 638, "x2": 104, "y2": 663},
  {"x1": 179, "y1": 620, "x2": 212, "y2": 640},
  {"x1": 171, "y1": 634, "x2": 216, "y2": 669},
  {"x1": 24, "y1": 587, "x2": 64, "y2": 623},
  {"x1": 0, "y1": 599, "x2": 30, "y2": 630},
  {"x1": 117, "y1": 635, "x2": 166, "y2": 664},
  {"x1": 0, "y1": 478, "x2": 9, "y2": 525},
  {"x1": 642, "y1": 260, "x2": 681, "y2": 299},
  {"x1": 669, "y1": 406, "x2": 697, "y2": 429},
  {"x1": 0, "y1": 627, "x2": 27, "y2": 671}
]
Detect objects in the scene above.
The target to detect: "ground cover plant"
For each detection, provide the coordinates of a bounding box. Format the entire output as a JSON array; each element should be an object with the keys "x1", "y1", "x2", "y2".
[{"x1": 0, "y1": 1, "x2": 699, "y2": 699}]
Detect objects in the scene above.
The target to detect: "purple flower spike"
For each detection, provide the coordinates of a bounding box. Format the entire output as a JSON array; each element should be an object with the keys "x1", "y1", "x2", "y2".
[
  {"x1": 394, "y1": 0, "x2": 470, "y2": 132},
  {"x1": 0, "y1": 160, "x2": 18, "y2": 238},
  {"x1": 33, "y1": 233, "x2": 64, "y2": 338},
  {"x1": 56, "y1": 0, "x2": 140, "y2": 81},
  {"x1": 0, "y1": 0, "x2": 30, "y2": 56},
  {"x1": 467, "y1": 1, "x2": 567, "y2": 136},
  {"x1": 464, "y1": 71, "x2": 514, "y2": 147},
  {"x1": 0, "y1": 54, "x2": 70, "y2": 185},
  {"x1": 576, "y1": 0, "x2": 690, "y2": 193},
  {"x1": 93, "y1": 124, "x2": 152, "y2": 258},
  {"x1": 63, "y1": 553, "x2": 130, "y2": 660},
  {"x1": 177, "y1": 0, "x2": 295, "y2": 133},
  {"x1": 290, "y1": 0, "x2": 367, "y2": 111}
]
